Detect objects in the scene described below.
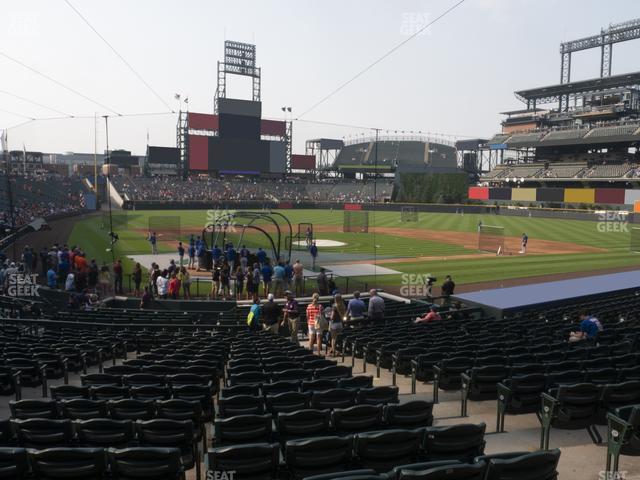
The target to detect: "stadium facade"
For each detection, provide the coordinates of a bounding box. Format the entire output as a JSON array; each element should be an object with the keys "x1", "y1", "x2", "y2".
[{"x1": 468, "y1": 18, "x2": 640, "y2": 209}]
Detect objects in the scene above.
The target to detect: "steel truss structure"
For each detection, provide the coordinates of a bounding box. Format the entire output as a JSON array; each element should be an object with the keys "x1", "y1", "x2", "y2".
[
  {"x1": 558, "y1": 18, "x2": 640, "y2": 110},
  {"x1": 214, "y1": 41, "x2": 261, "y2": 113}
]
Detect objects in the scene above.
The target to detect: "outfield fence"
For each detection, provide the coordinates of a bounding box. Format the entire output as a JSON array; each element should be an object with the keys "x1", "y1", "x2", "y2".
[{"x1": 122, "y1": 199, "x2": 638, "y2": 223}]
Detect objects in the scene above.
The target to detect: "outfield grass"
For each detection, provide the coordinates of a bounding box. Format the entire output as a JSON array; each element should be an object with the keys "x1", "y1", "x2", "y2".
[{"x1": 68, "y1": 208, "x2": 638, "y2": 288}]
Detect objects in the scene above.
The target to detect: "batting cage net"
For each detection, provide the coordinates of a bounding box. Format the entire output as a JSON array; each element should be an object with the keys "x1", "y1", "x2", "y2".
[
  {"x1": 401, "y1": 206, "x2": 419, "y2": 222},
  {"x1": 478, "y1": 224, "x2": 505, "y2": 254},
  {"x1": 285, "y1": 223, "x2": 314, "y2": 251},
  {"x1": 148, "y1": 216, "x2": 181, "y2": 240},
  {"x1": 101, "y1": 212, "x2": 128, "y2": 231},
  {"x1": 343, "y1": 210, "x2": 369, "y2": 233},
  {"x1": 631, "y1": 227, "x2": 640, "y2": 253}
]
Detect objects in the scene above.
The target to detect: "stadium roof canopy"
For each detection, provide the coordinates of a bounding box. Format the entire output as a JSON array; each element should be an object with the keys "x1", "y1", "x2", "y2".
[{"x1": 515, "y1": 71, "x2": 640, "y2": 105}]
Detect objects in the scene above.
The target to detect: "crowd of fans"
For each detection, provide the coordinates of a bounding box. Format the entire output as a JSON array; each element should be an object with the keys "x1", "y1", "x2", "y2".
[
  {"x1": 0, "y1": 243, "x2": 112, "y2": 310},
  {"x1": 1, "y1": 174, "x2": 86, "y2": 232},
  {"x1": 112, "y1": 175, "x2": 392, "y2": 204}
]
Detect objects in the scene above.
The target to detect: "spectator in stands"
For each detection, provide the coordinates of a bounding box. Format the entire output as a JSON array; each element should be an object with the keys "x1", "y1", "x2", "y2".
[
  {"x1": 248, "y1": 296, "x2": 261, "y2": 331},
  {"x1": 251, "y1": 263, "x2": 261, "y2": 299},
  {"x1": 415, "y1": 305, "x2": 442, "y2": 324},
  {"x1": 261, "y1": 260, "x2": 273, "y2": 297},
  {"x1": 113, "y1": 259, "x2": 124, "y2": 295},
  {"x1": 317, "y1": 268, "x2": 329, "y2": 296},
  {"x1": 46, "y1": 265, "x2": 57, "y2": 289},
  {"x1": 306, "y1": 293, "x2": 323, "y2": 353},
  {"x1": 211, "y1": 264, "x2": 221, "y2": 299},
  {"x1": 99, "y1": 262, "x2": 111, "y2": 297},
  {"x1": 39, "y1": 246, "x2": 48, "y2": 278},
  {"x1": 21, "y1": 246, "x2": 32, "y2": 274},
  {"x1": 156, "y1": 270, "x2": 169, "y2": 299},
  {"x1": 282, "y1": 290, "x2": 300, "y2": 345},
  {"x1": 240, "y1": 247, "x2": 249, "y2": 273},
  {"x1": 167, "y1": 259, "x2": 177, "y2": 276},
  {"x1": 168, "y1": 272, "x2": 181, "y2": 300},
  {"x1": 188, "y1": 241, "x2": 196, "y2": 270},
  {"x1": 368, "y1": 289, "x2": 385, "y2": 323},
  {"x1": 284, "y1": 260, "x2": 293, "y2": 292},
  {"x1": 140, "y1": 286, "x2": 152, "y2": 309},
  {"x1": 132, "y1": 262, "x2": 142, "y2": 296},
  {"x1": 220, "y1": 260, "x2": 231, "y2": 300},
  {"x1": 64, "y1": 271, "x2": 75, "y2": 292},
  {"x1": 441, "y1": 275, "x2": 455, "y2": 305},
  {"x1": 150, "y1": 262, "x2": 161, "y2": 295},
  {"x1": 262, "y1": 293, "x2": 281, "y2": 334},
  {"x1": 88, "y1": 259, "x2": 98, "y2": 291},
  {"x1": 347, "y1": 290, "x2": 366, "y2": 325},
  {"x1": 75, "y1": 268, "x2": 87, "y2": 292},
  {"x1": 58, "y1": 255, "x2": 69, "y2": 288},
  {"x1": 293, "y1": 259, "x2": 304, "y2": 296},
  {"x1": 329, "y1": 293, "x2": 346, "y2": 356},
  {"x1": 569, "y1": 311, "x2": 602, "y2": 342},
  {"x1": 179, "y1": 266, "x2": 191, "y2": 299},
  {"x1": 310, "y1": 241, "x2": 318, "y2": 270},
  {"x1": 177, "y1": 241, "x2": 185, "y2": 267},
  {"x1": 234, "y1": 265, "x2": 245, "y2": 300},
  {"x1": 273, "y1": 261, "x2": 286, "y2": 297}
]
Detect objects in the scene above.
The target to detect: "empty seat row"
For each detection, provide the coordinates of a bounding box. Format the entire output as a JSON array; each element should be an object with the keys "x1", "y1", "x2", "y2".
[
  {"x1": 227, "y1": 365, "x2": 354, "y2": 386},
  {"x1": 0, "y1": 446, "x2": 190, "y2": 480},
  {"x1": 220, "y1": 375, "x2": 374, "y2": 398},
  {"x1": 9, "y1": 398, "x2": 211, "y2": 422},
  {"x1": 218, "y1": 387, "x2": 399, "y2": 417},
  {"x1": 214, "y1": 401, "x2": 434, "y2": 446},
  {"x1": 498, "y1": 378, "x2": 640, "y2": 433},
  {"x1": 208, "y1": 423, "x2": 488, "y2": 479},
  {"x1": 300, "y1": 449, "x2": 562, "y2": 480}
]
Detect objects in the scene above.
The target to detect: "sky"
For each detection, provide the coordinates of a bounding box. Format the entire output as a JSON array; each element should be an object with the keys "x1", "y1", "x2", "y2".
[{"x1": 1, "y1": 0, "x2": 640, "y2": 156}]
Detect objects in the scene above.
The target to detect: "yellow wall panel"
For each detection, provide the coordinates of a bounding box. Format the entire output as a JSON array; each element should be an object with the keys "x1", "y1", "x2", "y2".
[
  {"x1": 564, "y1": 188, "x2": 595, "y2": 204},
  {"x1": 511, "y1": 188, "x2": 537, "y2": 202}
]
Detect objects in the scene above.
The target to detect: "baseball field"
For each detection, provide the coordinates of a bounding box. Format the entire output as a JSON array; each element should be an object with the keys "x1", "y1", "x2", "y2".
[{"x1": 66, "y1": 208, "x2": 640, "y2": 294}]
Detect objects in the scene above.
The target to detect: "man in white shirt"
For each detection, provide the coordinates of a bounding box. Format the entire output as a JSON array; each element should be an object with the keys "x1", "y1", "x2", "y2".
[{"x1": 156, "y1": 272, "x2": 168, "y2": 299}]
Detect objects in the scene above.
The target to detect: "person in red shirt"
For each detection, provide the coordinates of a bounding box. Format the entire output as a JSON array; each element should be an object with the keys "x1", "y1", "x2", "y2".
[
  {"x1": 306, "y1": 293, "x2": 323, "y2": 353},
  {"x1": 168, "y1": 273, "x2": 181, "y2": 300},
  {"x1": 415, "y1": 306, "x2": 442, "y2": 324},
  {"x1": 74, "y1": 254, "x2": 88, "y2": 272}
]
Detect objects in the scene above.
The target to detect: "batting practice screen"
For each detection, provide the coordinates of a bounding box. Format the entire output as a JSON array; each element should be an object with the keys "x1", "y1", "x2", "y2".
[
  {"x1": 401, "y1": 206, "x2": 419, "y2": 222},
  {"x1": 478, "y1": 224, "x2": 505, "y2": 254},
  {"x1": 631, "y1": 227, "x2": 640, "y2": 253},
  {"x1": 344, "y1": 210, "x2": 369, "y2": 233}
]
